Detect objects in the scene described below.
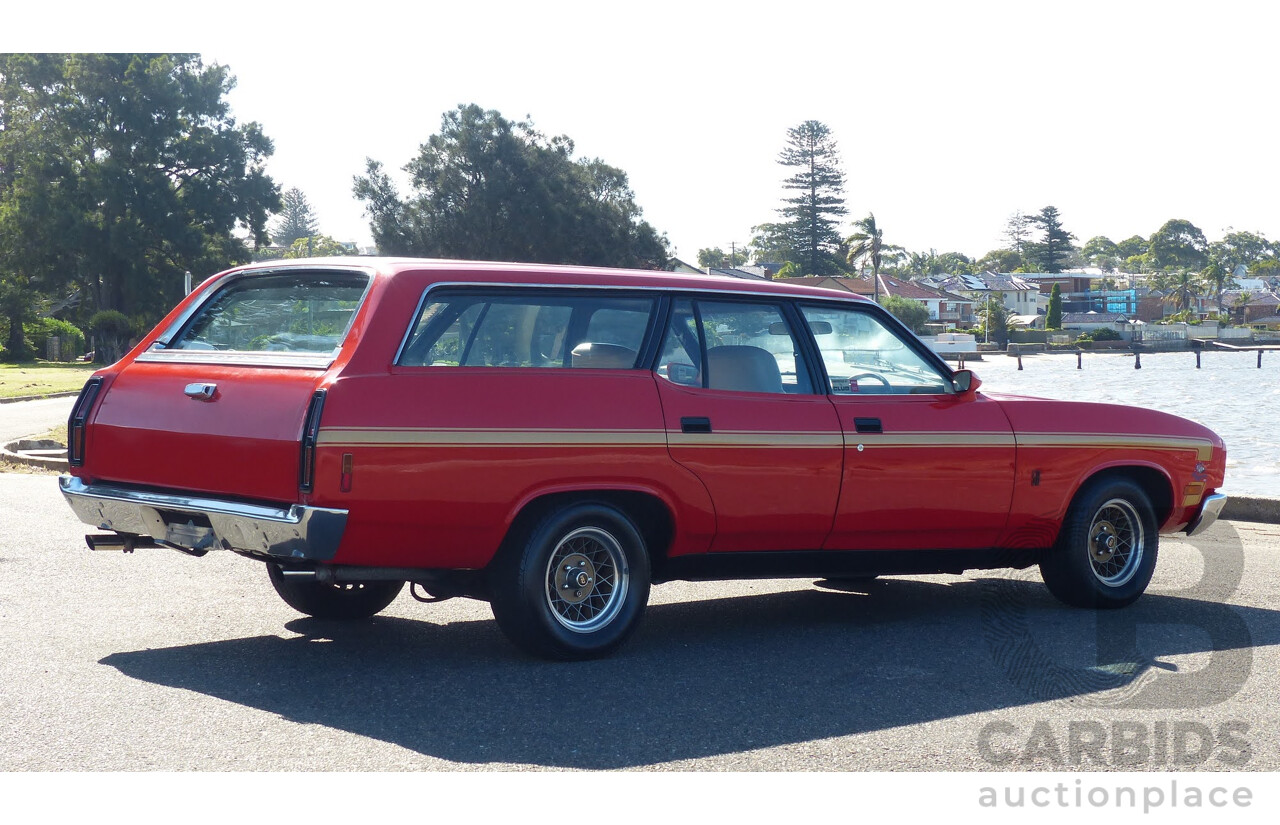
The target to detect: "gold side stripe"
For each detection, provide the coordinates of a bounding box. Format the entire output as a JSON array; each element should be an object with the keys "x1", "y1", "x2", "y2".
[
  {"x1": 318, "y1": 428, "x2": 668, "y2": 447},
  {"x1": 1017, "y1": 433, "x2": 1215, "y2": 461},
  {"x1": 315, "y1": 428, "x2": 1215, "y2": 459},
  {"x1": 667, "y1": 433, "x2": 845, "y2": 448}
]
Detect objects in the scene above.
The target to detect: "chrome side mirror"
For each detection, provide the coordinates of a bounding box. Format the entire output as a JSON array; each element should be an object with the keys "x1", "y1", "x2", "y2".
[{"x1": 952, "y1": 369, "x2": 981, "y2": 394}]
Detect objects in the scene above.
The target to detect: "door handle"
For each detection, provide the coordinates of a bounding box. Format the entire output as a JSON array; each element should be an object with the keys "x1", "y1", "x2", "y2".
[
  {"x1": 681, "y1": 416, "x2": 712, "y2": 434},
  {"x1": 854, "y1": 417, "x2": 882, "y2": 434},
  {"x1": 184, "y1": 383, "x2": 217, "y2": 401}
]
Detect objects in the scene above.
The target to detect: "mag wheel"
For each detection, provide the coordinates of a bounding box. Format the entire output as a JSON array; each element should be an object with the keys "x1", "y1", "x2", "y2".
[
  {"x1": 490, "y1": 502, "x2": 650, "y2": 660},
  {"x1": 267, "y1": 564, "x2": 404, "y2": 620},
  {"x1": 1040, "y1": 477, "x2": 1158, "y2": 609}
]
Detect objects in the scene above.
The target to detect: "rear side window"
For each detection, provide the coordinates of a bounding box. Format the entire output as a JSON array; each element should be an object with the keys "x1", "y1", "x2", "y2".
[
  {"x1": 170, "y1": 272, "x2": 369, "y2": 354},
  {"x1": 399, "y1": 291, "x2": 656, "y2": 369}
]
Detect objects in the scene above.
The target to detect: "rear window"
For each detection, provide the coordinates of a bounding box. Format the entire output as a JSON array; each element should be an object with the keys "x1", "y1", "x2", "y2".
[
  {"x1": 399, "y1": 290, "x2": 656, "y2": 369},
  {"x1": 169, "y1": 272, "x2": 369, "y2": 354}
]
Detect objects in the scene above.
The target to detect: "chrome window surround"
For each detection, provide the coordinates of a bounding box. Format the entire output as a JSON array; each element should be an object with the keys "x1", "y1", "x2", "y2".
[
  {"x1": 137, "y1": 265, "x2": 378, "y2": 370},
  {"x1": 391, "y1": 281, "x2": 942, "y2": 377}
]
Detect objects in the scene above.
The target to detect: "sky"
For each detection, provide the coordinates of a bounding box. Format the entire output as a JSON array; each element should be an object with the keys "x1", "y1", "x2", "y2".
[{"x1": 8, "y1": 0, "x2": 1280, "y2": 265}]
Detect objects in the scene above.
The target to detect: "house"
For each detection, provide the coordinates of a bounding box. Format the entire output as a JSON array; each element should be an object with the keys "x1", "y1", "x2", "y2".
[
  {"x1": 932, "y1": 272, "x2": 1041, "y2": 316},
  {"x1": 706, "y1": 267, "x2": 769, "y2": 281},
  {"x1": 1221, "y1": 290, "x2": 1280, "y2": 324},
  {"x1": 878, "y1": 275, "x2": 976, "y2": 327},
  {"x1": 775, "y1": 275, "x2": 875, "y2": 296},
  {"x1": 668, "y1": 258, "x2": 703, "y2": 274}
]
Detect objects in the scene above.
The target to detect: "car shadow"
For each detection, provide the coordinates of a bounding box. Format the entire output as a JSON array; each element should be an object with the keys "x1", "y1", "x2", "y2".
[{"x1": 99, "y1": 577, "x2": 1279, "y2": 769}]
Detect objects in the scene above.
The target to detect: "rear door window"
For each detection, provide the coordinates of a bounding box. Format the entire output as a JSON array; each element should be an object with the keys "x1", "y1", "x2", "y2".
[{"x1": 399, "y1": 290, "x2": 657, "y2": 369}]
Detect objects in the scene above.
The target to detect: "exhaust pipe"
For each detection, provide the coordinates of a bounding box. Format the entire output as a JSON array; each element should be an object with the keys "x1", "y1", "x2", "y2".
[{"x1": 85, "y1": 534, "x2": 159, "y2": 552}]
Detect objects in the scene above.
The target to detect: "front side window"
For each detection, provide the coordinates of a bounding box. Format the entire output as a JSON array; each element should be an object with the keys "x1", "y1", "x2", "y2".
[
  {"x1": 170, "y1": 272, "x2": 369, "y2": 354},
  {"x1": 801, "y1": 304, "x2": 952, "y2": 395},
  {"x1": 656, "y1": 298, "x2": 814, "y2": 394},
  {"x1": 399, "y1": 291, "x2": 655, "y2": 369}
]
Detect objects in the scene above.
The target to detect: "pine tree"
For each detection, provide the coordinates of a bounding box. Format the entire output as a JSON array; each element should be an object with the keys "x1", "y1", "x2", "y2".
[
  {"x1": 775, "y1": 120, "x2": 847, "y2": 275},
  {"x1": 1046, "y1": 283, "x2": 1063, "y2": 329},
  {"x1": 1025, "y1": 205, "x2": 1075, "y2": 273},
  {"x1": 272, "y1": 188, "x2": 319, "y2": 247}
]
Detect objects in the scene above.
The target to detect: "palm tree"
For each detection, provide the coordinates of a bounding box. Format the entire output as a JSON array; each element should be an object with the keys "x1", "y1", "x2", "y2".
[
  {"x1": 846, "y1": 213, "x2": 897, "y2": 303},
  {"x1": 1158, "y1": 269, "x2": 1204, "y2": 314},
  {"x1": 1200, "y1": 259, "x2": 1236, "y2": 313}
]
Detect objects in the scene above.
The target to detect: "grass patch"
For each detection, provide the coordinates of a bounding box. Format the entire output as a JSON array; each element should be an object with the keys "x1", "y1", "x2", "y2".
[
  {"x1": 0, "y1": 458, "x2": 57, "y2": 475},
  {"x1": 0, "y1": 362, "x2": 96, "y2": 399}
]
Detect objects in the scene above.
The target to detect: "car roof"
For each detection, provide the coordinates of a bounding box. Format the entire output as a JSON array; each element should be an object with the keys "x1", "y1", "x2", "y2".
[{"x1": 232, "y1": 257, "x2": 875, "y2": 304}]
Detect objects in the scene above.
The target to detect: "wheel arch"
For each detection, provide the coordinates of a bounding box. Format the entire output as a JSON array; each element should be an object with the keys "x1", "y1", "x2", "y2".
[
  {"x1": 1068, "y1": 463, "x2": 1173, "y2": 528},
  {"x1": 494, "y1": 487, "x2": 675, "y2": 580}
]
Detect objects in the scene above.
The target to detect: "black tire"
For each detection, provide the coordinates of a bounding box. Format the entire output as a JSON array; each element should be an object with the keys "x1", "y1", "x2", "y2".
[
  {"x1": 1039, "y1": 477, "x2": 1159, "y2": 609},
  {"x1": 489, "y1": 501, "x2": 650, "y2": 660},
  {"x1": 267, "y1": 564, "x2": 404, "y2": 620}
]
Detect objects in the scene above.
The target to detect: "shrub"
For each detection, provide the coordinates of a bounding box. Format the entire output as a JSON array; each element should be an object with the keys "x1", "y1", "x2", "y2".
[{"x1": 24, "y1": 317, "x2": 86, "y2": 360}]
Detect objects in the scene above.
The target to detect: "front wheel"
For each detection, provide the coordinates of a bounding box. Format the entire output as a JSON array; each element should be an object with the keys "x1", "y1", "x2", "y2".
[
  {"x1": 489, "y1": 502, "x2": 650, "y2": 660},
  {"x1": 1039, "y1": 477, "x2": 1159, "y2": 608},
  {"x1": 267, "y1": 564, "x2": 404, "y2": 620}
]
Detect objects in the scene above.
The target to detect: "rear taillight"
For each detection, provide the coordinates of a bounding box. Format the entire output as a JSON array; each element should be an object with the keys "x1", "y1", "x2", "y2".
[
  {"x1": 67, "y1": 377, "x2": 104, "y2": 467},
  {"x1": 299, "y1": 389, "x2": 327, "y2": 492}
]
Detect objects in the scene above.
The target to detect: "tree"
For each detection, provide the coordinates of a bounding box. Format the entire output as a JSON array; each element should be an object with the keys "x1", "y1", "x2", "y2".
[
  {"x1": 1, "y1": 54, "x2": 82, "y2": 359},
  {"x1": 881, "y1": 295, "x2": 929, "y2": 334},
  {"x1": 772, "y1": 120, "x2": 847, "y2": 276},
  {"x1": 846, "y1": 213, "x2": 897, "y2": 302},
  {"x1": 1199, "y1": 258, "x2": 1235, "y2": 313},
  {"x1": 1156, "y1": 269, "x2": 1203, "y2": 313},
  {"x1": 977, "y1": 297, "x2": 1010, "y2": 348},
  {"x1": 1148, "y1": 218, "x2": 1208, "y2": 272},
  {"x1": 1080, "y1": 236, "x2": 1119, "y2": 272},
  {"x1": 1024, "y1": 206, "x2": 1075, "y2": 273},
  {"x1": 282, "y1": 235, "x2": 350, "y2": 259},
  {"x1": 2, "y1": 53, "x2": 279, "y2": 354},
  {"x1": 1004, "y1": 210, "x2": 1032, "y2": 258},
  {"x1": 976, "y1": 248, "x2": 1022, "y2": 273},
  {"x1": 1046, "y1": 283, "x2": 1062, "y2": 329},
  {"x1": 697, "y1": 246, "x2": 748, "y2": 269},
  {"x1": 272, "y1": 187, "x2": 319, "y2": 247},
  {"x1": 354, "y1": 104, "x2": 668, "y2": 268}
]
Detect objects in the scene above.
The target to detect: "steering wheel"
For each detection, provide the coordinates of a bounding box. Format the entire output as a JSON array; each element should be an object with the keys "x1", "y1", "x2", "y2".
[{"x1": 849, "y1": 372, "x2": 891, "y2": 389}]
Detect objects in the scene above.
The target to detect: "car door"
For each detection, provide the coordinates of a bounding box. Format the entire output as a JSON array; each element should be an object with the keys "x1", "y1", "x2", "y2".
[
  {"x1": 797, "y1": 302, "x2": 1016, "y2": 550},
  {"x1": 653, "y1": 297, "x2": 844, "y2": 552}
]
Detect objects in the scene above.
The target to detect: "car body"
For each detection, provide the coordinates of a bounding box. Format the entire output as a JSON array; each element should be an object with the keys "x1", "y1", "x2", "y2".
[{"x1": 61, "y1": 258, "x2": 1228, "y2": 659}]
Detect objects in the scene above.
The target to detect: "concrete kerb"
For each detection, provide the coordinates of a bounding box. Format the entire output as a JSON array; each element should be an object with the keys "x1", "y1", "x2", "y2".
[
  {"x1": 1220, "y1": 496, "x2": 1280, "y2": 525},
  {"x1": 0, "y1": 390, "x2": 80, "y2": 405},
  {"x1": 2, "y1": 439, "x2": 69, "y2": 471}
]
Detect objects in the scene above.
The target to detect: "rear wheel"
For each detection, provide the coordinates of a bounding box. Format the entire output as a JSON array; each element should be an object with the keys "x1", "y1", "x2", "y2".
[
  {"x1": 267, "y1": 564, "x2": 404, "y2": 619},
  {"x1": 490, "y1": 502, "x2": 650, "y2": 660},
  {"x1": 1039, "y1": 477, "x2": 1158, "y2": 608}
]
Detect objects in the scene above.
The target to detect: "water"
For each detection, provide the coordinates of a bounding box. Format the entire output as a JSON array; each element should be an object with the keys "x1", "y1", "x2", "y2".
[{"x1": 969, "y1": 350, "x2": 1279, "y2": 498}]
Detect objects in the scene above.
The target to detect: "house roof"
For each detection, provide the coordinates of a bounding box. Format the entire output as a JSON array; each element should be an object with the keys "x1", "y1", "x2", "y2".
[
  {"x1": 878, "y1": 275, "x2": 943, "y2": 300},
  {"x1": 776, "y1": 276, "x2": 876, "y2": 295},
  {"x1": 1061, "y1": 311, "x2": 1129, "y2": 324},
  {"x1": 707, "y1": 267, "x2": 769, "y2": 281}
]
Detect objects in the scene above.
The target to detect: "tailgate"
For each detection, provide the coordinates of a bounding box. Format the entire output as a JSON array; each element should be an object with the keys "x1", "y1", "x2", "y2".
[
  {"x1": 77, "y1": 267, "x2": 371, "y2": 504},
  {"x1": 84, "y1": 362, "x2": 321, "y2": 503}
]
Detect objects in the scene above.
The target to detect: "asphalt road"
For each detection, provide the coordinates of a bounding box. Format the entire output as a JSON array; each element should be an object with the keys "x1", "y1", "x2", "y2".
[
  {"x1": 0, "y1": 396, "x2": 73, "y2": 444},
  {"x1": 2, "y1": 468, "x2": 1278, "y2": 772}
]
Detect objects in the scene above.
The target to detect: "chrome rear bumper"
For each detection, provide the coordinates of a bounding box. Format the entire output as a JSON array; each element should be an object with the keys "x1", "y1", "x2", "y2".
[
  {"x1": 1186, "y1": 493, "x2": 1228, "y2": 537},
  {"x1": 59, "y1": 476, "x2": 346, "y2": 560}
]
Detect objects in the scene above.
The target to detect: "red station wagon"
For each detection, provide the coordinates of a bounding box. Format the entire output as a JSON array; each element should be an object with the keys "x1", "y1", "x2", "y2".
[{"x1": 61, "y1": 258, "x2": 1228, "y2": 659}]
